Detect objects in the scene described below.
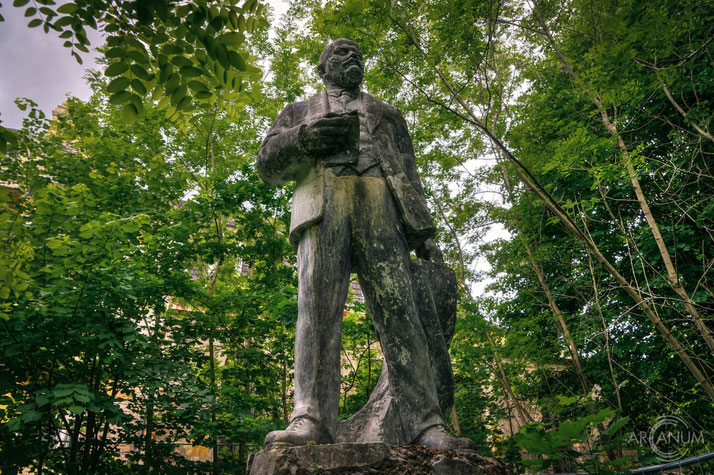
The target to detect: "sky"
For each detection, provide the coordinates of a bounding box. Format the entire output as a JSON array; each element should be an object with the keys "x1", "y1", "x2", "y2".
[{"x1": 0, "y1": 5, "x2": 101, "y2": 129}]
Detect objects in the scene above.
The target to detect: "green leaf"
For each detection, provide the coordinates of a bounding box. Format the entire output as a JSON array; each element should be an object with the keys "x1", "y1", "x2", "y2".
[
  {"x1": 132, "y1": 79, "x2": 147, "y2": 95},
  {"x1": 152, "y1": 0, "x2": 168, "y2": 21},
  {"x1": 68, "y1": 405, "x2": 84, "y2": 415},
  {"x1": 209, "y1": 16, "x2": 224, "y2": 31},
  {"x1": 52, "y1": 388, "x2": 73, "y2": 397},
  {"x1": 7, "y1": 418, "x2": 22, "y2": 431},
  {"x1": 516, "y1": 428, "x2": 553, "y2": 455},
  {"x1": 24, "y1": 7, "x2": 37, "y2": 16},
  {"x1": 20, "y1": 409, "x2": 43, "y2": 422},
  {"x1": 188, "y1": 80, "x2": 208, "y2": 92},
  {"x1": 243, "y1": 0, "x2": 257, "y2": 14},
  {"x1": 170, "y1": 84, "x2": 187, "y2": 106},
  {"x1": 122, "y1": 103, "x2": 139, "y2": 124},
  {"x1": 74, "y1": 393, "x2": 90, "y2": 403},
  {"x1": 109, "y1": 91, "x2": 132, "y2": 105},
  {"x1": 220, "y1": 32, "x2": 244, "y2": 46},
  {"x1": 136, "y1": 2, "x2": 153, "y2": 25},
  {"x1": 165, "y1": 72, "x2": 180, "y2": 93},
  {"x1": 556, "y1": 395, "x2": 579, "y2": 406},
  {"x1": 107, "y1": 76, "x2": 130, "y2": 93},
  {"x1": 553, "y1": 420, "x2": 588, "y2": 444},
  {"x1": 105, "y1": 47, "x2": 125, "y2": 59},
  {"x1": 156, "y1": 96, "x2": 170, "y2": 110},
  {"x1": 177, "y1": 96, "x2": 193, "y2": 111},
  {"x1": 159, "y1": 63, "x2": 173, "y2": 83},
  {"x1": 28, "y1": 18, "x2": 42, "y2": 27},
  {"x1": 216, "y1": 44, "x2": 230, "y2": 69},
  {"x1": 228, "y1": 50, "x2": 246, "y2": 71},
  {"x1": 602, "y1": 417, "x2": 629, "y2": 436},
  {"x1": 53, "y1": 15, "x2": 72, "y2": 27},
  {"x1": 46, "y1": 238, "x2": 63, "y2": 249},
  {"x1": 13, "y1": 0, "x2": 30, "y2": 6},
  {"x1": 228, "y1": 10, "x2": 239, "y2": 29},
  {"x1": 105, "y1": 61, "x2": 129, "y2": 77},
  {"x1": 201, "y1": 34, "x2": 217, "y2": 60},
  {"x1": 180, "y1": 66, "x2": 203, "y2": 78},
  {"x1": 130, "y1": 63, "x2": 152, "y2": 81},
  {"x1": 56, "y1": 2, "x2": 77, "y2": 13},
  {"x1": 170, "y1": 56, "x2": 193, "y2": 68},
  {"x1": 130, "y1": 93, "x2": 144, "y2": 117},
  {"x1": 176, "y1": 4, "x2": 190, "y2": 17},
  {"x1": 36, "y1": 395, "x2": 50, "y2": 407},
  {"x1": 127, "y1": 49, "x2": 149, "y2": 64},
  {"x1": 236, "y1": 13, "x2": 246, "y2": 31},
  {"x1": 162, "y1": 44, "x2": 182, "y2": 55}
]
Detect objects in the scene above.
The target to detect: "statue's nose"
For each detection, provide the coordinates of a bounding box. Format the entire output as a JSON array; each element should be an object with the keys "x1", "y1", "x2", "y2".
[{"x1": 345, "y1": 53, "x2": 361, "y2": 66}]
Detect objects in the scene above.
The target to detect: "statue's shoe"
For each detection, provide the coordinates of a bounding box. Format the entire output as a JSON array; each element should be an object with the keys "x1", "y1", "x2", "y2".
[
  {"x1": 414, "y1": 425, "x2": 477, "y2": 451},
  {"x1": 264, "y1": 416, "x2": 334, "y2": 447}
]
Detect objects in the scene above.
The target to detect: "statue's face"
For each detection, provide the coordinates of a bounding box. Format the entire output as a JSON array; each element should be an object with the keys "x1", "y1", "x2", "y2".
[{"x1": 323, "y1": 41, "x2": 364, "y2": 89}]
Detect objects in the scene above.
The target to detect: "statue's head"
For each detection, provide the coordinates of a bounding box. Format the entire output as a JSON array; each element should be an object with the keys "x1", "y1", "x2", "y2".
[{"x1": 318, "y1": 38, "x2": 364, "y2": 89}]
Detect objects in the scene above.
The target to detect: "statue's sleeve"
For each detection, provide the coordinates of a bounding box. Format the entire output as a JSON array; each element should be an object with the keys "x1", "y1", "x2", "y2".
[
  {"x1": 394, "y1": 111, "x2": 430, "y2": 210},
  {"x1": 257, "y1": 103, "x2": 309, "y2": 186}
]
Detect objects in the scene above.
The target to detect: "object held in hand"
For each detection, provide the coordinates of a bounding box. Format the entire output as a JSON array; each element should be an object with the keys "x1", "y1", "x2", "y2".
[{"x1": 300, "y1": 110, "x2": 359, "y2": 156}]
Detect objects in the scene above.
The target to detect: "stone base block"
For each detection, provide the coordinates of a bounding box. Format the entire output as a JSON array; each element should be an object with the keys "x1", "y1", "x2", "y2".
[{"x1": 246, "y1": 443, "x2": 508, "y2": 475}]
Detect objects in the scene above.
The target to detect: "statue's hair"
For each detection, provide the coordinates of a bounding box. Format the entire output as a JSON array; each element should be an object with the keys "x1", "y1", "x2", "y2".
[{"x1": 317, "y1": 38, "x2": 359, "y2": 78}]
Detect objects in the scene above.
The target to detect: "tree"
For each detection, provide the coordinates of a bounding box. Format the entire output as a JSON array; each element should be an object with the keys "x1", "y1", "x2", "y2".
[
  {"x1": 0, "y1": 0, "x2": 267, "y2": 155},
  {"x1": 0, "y1": 20, "x2": 301, "y2": 468},
  {"x1": 287, "y1": 0, "x2": 714, "y2": 468}
]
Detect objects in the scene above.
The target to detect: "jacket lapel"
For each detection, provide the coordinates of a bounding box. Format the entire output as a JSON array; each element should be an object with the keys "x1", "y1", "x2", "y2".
[
  {"x1": 308, "y1": 90, "x2": 330, "y2": 121},
  {"x1": 362, "y1": 92, "x2": 383, "y2": 134}
]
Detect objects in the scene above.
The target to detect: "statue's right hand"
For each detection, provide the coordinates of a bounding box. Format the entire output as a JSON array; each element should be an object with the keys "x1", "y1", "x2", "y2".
[{"x1": 300, "y1": 115, "x2": 353, "y2": 156}]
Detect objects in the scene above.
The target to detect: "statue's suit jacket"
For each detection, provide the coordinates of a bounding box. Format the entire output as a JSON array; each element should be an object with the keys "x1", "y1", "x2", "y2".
[{"x1": 258, "y1": 91, "x2": 435, "y2": 248}]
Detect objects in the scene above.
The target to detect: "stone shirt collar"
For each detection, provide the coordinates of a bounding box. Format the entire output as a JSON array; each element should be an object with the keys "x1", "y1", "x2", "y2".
[{"x1": 326, "y1": 86, "x2": 360, "y2": 101}]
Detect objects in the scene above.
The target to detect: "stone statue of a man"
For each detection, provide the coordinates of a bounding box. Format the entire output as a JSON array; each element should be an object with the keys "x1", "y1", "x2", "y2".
[{"x1": 257, "y1": 38, "x2": 475, "y2": 451}]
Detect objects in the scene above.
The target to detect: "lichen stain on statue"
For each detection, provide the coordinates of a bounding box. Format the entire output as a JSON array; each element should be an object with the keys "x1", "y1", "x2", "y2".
[{"x1": 255, "y1": 38, "x2": 477, "y2": 454}]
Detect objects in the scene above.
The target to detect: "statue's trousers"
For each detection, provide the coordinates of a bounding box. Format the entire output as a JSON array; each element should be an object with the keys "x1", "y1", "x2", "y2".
[{"x1": 292, "y1": 170, "x2": 443, "y2": 441}]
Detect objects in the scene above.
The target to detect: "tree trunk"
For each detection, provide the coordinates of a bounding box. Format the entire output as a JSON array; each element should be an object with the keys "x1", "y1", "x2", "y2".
[
  {"x1": 587, "y1": 253, "x2": 623, "y2": 412},
  {"x1": 485, "y1": 331, "x2": 533, "y2": 425}
]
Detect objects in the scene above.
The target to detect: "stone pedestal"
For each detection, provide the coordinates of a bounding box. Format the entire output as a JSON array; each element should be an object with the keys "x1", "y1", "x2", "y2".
[{"x1": 246, "y1": 443, "x2": 508, "y2": 475}]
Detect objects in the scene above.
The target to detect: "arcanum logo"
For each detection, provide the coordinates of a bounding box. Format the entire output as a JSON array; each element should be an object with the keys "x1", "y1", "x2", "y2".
[{"x1": 628, "y1": 415, "x2": 705, "y2": 462}]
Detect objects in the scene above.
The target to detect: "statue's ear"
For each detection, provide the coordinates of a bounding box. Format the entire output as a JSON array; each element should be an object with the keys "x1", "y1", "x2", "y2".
[{"x1": 317, "y1": 63, "x2": 326, "y2": 78}]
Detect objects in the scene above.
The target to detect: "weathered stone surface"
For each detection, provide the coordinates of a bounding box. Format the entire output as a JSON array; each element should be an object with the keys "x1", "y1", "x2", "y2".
[
  {"x1": 257, "y1": 38, "x2": 476, "y2": 451},
  {"x1": 246, "y1": 443, "x2": 508, "y2": 475},
  {"x1": 335, "y1": 367, "x2": 406, "y2": 444},
  {"x1": 335, "y1": 258, "x2": 458, "y2": 445}
]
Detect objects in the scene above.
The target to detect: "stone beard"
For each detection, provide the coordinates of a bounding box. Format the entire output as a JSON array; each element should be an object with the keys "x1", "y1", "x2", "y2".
[{"x1": 257, "y1": 39, "x2": 475, "y2": 452}]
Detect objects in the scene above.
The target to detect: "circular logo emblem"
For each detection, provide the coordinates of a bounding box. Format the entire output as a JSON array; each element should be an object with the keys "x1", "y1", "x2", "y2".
[{"x1": 649, "y1": 415, "x2": 690, "y2": 461}]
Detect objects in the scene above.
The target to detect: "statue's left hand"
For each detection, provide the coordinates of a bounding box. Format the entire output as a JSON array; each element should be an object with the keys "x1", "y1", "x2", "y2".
[{"x1": 416, "y1": 239, "x2": 444, "y2": 264}]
